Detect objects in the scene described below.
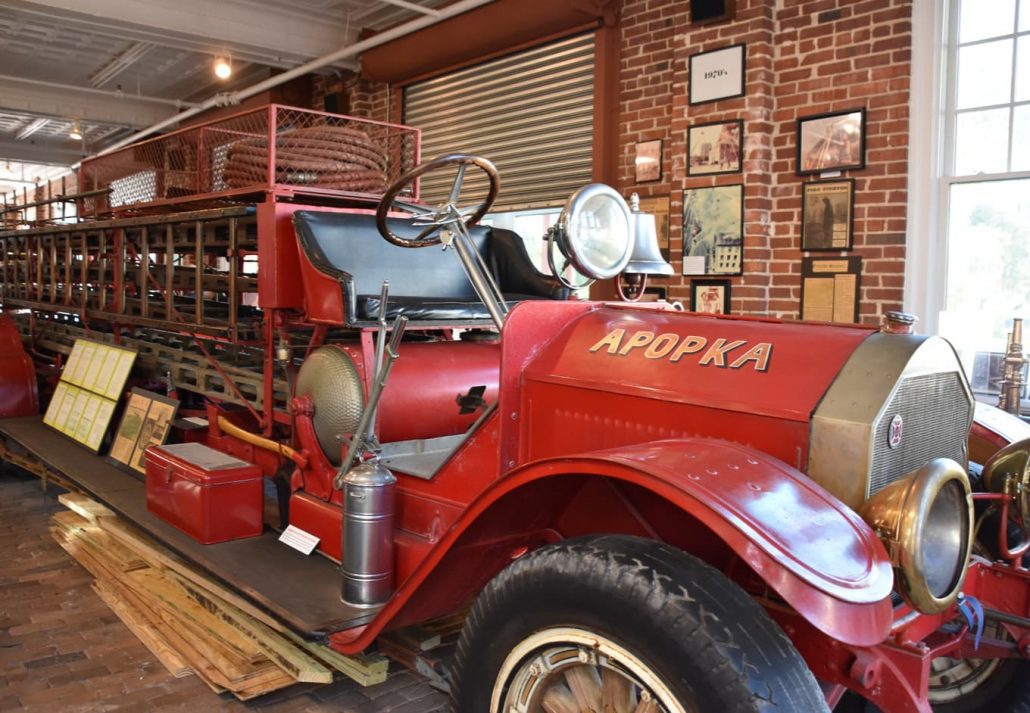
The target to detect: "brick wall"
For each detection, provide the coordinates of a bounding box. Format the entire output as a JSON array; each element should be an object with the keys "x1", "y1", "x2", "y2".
[
  {"x1": 312, "y1": 73, "x2": 392, "y2": 122},
  {"x1": 618, "y1": 0, "x2": 912, "y2": 323}
]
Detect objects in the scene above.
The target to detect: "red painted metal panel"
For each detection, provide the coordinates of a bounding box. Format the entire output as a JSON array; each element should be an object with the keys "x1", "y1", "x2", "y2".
[
  {"x1": 0, "y1": 316, "x2": 38, "y2": 417},
  {"x1": 522, "y1": 305, "x2": 873, "y2": 425},
  {"x1": 329, "y1": 437, "x2": 892, "y2": 652},
  {"x1": 257, "y1": 202, "x2": 305, "y2": 310},
  {"x1": 145, "y1": 444, "x2": 263, "y2": 544},
  {"x1": 592, "y1": 439, "x2": 893, "y2": 602},
  {"x1": 290, "y1": 492, "x2": 343, "y2": 561}
]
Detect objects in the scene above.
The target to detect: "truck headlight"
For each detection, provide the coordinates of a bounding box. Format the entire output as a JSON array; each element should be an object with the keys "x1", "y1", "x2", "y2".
[
  {"x1": 858, "y1": 459, "x2": 973, "y2": 614},
  {"x1": 982, "y1": 438, "x2": 1030, "y2": 532},
  {"x1": 551, "y1": 184, "x2": 633, "y2": 280}
]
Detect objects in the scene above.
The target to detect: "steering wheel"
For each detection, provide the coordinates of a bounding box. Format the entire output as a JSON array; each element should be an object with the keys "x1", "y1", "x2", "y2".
[{"x1": 376, "y1": 153, "x2": 500, "y2": 248}]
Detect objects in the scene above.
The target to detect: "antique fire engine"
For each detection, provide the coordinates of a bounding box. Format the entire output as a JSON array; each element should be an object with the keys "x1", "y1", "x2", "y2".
[{"x1": 0, "y1": 106, "x2": 1028, "y2": 713}]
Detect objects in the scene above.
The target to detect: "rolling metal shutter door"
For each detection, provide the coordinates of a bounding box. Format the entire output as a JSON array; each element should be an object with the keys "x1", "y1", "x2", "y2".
[{"x1": 403, "y1": 33, "x2": 595, "y2": 212}]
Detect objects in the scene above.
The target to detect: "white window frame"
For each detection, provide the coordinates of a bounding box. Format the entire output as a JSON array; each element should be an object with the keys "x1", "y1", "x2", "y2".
[{"x1": 907, "y1": 0, "x2": 1030, "y2": 336}]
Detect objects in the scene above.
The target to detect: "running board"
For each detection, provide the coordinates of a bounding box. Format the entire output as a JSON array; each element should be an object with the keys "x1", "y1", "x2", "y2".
[{"x1": 0, "y1": 416, "x2": 375, "y2": 640}]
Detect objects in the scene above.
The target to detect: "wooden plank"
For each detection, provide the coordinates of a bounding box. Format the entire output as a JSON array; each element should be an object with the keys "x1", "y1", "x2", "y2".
[
  {"x1": 94, "y1": 516, "x2": 291, "y2": 635},
  {"x1": 51, "y1": 519, "x2": 273, "y2": 697},
  {"x1": 58, "y1": 492, "x2": 115, "y2": 523},
  {"x1": 51, "y1": 510, "x2": 147, "y2": 572},
  {"x1": 281, "y1": 629, "x2": 389, "y2": 688},
  {"x1": 124, "y1": 568, "x2": 268, "y2": 672},
  {"x1": 167, "y1": 572, "x2": 334, "y2": 684},
  {"x1": 91, "y1": 579, "x2": 193, "y2": 679}
]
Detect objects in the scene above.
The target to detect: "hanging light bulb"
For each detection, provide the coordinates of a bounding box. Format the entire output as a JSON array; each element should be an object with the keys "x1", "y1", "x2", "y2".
[
  {"x1": 68, "y1": 120, "x2": 83, "y2": 141},
  {"x1": 214, "y1": 56, "x2": 232, "y2": 80}
]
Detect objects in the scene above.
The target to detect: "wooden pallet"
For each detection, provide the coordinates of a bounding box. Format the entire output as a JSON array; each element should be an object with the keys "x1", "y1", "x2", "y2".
[{"x1": 51, "y1": 493, "x2": 389, "y2": 701}]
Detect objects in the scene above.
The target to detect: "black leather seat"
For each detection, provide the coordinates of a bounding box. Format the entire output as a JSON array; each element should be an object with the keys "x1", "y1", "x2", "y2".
[{"x1": 293, "y1": 210, "x2": 568, "y2": 324}]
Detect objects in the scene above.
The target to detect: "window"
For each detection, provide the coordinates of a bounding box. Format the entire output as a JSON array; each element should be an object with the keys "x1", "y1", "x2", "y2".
[{"x1": 936, "y1": 0, "x2": 1030, "y2": 383}]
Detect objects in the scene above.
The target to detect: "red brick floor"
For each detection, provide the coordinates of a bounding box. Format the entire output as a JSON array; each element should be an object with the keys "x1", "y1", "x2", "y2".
[{"x1": 0, "y1": 466, "x2": 450, "y2": 712}]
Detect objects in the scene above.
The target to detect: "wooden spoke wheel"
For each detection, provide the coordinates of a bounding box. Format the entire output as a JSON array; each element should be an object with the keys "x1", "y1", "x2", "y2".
[{"x1": 494, "y1": 627, "x2": 688, "y2": 713}]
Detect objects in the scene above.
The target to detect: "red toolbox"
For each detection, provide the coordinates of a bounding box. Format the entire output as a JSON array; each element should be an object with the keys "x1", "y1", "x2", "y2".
[{"x1": 145, "y1": 442, "x2": 263, "y2": 544}]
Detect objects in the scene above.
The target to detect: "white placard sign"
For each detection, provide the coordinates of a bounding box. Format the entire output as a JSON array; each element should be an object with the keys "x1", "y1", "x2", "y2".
[
  {"x1": 279, "y1": 524, "x2": 320, "y2": 555},
  {"x1": 689, "y1": 44, "x2": 745, "y2": 105}
]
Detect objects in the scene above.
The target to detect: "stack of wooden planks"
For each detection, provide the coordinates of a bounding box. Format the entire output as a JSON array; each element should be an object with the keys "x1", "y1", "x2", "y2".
[{"x1": 50, "y1": 493, "x2": 389, "y2": 700}]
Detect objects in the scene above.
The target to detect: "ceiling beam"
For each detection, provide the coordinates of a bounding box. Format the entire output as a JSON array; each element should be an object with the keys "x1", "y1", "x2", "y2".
[
  {"x1": 89, "y1": 41, "x2": 156, "y2": 88},
  {"x1": 16, "y1": 118, "x2": 50, "y2": 141},
  {"x1": 0, "y1": 76, "x2": 177, "y2": 128},
  {"x1": 378, "y1": 0, "x2": 441, "y2": 16},
  {"x1": 9, "y1": 0, "x2": 357, "y2": 69},
  {"x1": 0, "y1": 138, "x2": 84, "y2": 166}
]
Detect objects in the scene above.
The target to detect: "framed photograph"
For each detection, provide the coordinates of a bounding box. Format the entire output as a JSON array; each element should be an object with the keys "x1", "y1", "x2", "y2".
[
  {"x1": 690, "y1": 0, "x2": 736, "y2": 25},
  {"x1": 801, "y1": 179, "x2": 855, "y2": 251},
  {"x1": 634, "y1": 139, "x2": 663, "y2": 183},
  {"x1": 690, "y1": 279, "x2": 732, "y2": 314},
  {"x1": 689, "y1": 44, "x2": 745, "y2": 105},
  {"x1": 682, "y1": 184, "x2": 743, "y2": 276},
  {"x1": 688, "y1": 119, "x2": 743, "y2": 176},
  {"x1": 797, "y1": 108, "x2": 866, "y2": 175}
]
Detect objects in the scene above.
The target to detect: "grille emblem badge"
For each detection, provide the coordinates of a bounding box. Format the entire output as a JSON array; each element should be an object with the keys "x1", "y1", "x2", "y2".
[{"x1": 888, "y1": 414, "x2": 904, "y2": 449}]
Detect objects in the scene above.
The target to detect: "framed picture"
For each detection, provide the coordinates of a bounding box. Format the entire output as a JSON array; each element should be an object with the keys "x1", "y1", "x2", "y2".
[
  {"x1": 634, "y1": 139, "x2": 663, "y2": 183},
  {"x1": 691, "y1": 279, "x2": 732, "y2": 314},
  {"x1": 690, "y1": 0, "x2": 736, "y2": 25},
  {"x1": 801, "y1": 179, "x2": 855, "y2": 251},
  {"x1": 796, "y1": 108, "x2": 866, "y2": 175},
  {"x1": 689, "y1": 44, "x2": 745, "y2": 105},
  {"x1": 688, "y1": 119, "x2": 743, "y2": 176},
  {"x1": 682, "y1": 184, "x2": 743, "y2": 276},
  {"x1": 108, "y1": 388, "x2": 179, "y2": 474},
  {"x1": 801, "y1": 256, "x2": 862, "y2": 323},
  {"x1": 635, "y1": 194, "x2": 671, "y2": 260}
]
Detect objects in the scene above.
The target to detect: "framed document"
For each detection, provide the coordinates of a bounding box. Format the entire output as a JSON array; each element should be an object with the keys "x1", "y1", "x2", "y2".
[
  {"x1": 801, "y1": 256, "x2": 862, "y2": 323},
  {"x1": 801, "y1": 179, "x2": 855, "y2": 251}
]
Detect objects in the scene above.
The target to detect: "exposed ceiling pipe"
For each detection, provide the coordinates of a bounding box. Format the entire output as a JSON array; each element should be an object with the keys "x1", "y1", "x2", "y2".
[
  {"x1": 89, "y1": 0, "x2": 496, "y2": 160},
  {"x1": 0, "y1": 73, "x2": 200, "y2": 109}
]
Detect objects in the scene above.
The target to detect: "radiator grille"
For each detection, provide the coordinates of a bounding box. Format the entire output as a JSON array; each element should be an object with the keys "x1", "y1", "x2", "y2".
[{"x1": 869, "y1": 372, "x2": 971, "y2": 495}]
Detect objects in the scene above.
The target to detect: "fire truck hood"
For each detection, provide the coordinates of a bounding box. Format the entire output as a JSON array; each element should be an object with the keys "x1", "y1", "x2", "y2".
[{"x1": 523, "y1": 305, "x2": 875, "y2": 423}]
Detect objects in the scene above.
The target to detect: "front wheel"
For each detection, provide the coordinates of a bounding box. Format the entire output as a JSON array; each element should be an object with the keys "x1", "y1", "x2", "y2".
[{"x1": 451, "y1": 535, "x2": 829, "y2": 712}]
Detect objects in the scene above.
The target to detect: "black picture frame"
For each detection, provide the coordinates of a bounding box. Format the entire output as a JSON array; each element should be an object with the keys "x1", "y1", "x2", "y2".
[
  {"x1": 634, "y1": 139, "x2": 663, "y2": 183},
  {"x1": 690, "y1": 279, "x2": 732, "y2": 314},
  {"x1": 688, "y1": 119, "x2": 744, "y2": 176},
  {"x1": 689, "y1": 44, "x2": 746, "y2": 105},
  {"x1": 682, "y1": 184, "x2": 744, "y2": 276},
  {"x1": 796, "y1": 108, "x2": 866, "y2": 175},
  {"x1": 801, "y1": 179, "x2": 855, "y2": 251},
  {"x1": 690, "y1": 0, "x2": 736, "y2": 25},
  {"x1": 800, "y1": 256, "x2": 863, "y2": 323}
]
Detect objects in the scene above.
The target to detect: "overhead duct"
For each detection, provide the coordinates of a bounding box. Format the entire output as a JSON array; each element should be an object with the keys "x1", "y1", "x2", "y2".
[{"x1": 86, "y1": 0, "x2": 498, "y2": 162}]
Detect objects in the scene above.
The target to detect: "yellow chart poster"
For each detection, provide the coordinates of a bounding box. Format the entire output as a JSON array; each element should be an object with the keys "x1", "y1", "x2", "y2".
[{"x1": 44, "y1": 339, "x2": 139, "y2": 453}]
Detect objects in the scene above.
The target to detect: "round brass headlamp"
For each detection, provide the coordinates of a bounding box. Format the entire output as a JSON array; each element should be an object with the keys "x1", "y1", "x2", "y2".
[
  {"x1": 981, "y1": 437, "x2": 1030, "y2": 532},
  {"x1": 858, "y1": 459, "x2": 973, "y2": 614}
]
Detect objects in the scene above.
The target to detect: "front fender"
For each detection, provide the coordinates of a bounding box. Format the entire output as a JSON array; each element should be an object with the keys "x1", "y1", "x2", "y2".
[
  {"x1": 578, "y1": 438, "x2": 894, "y2": 646},
  {"x1": 331, "y1": 438, "x2": 894, "y2": 652}
]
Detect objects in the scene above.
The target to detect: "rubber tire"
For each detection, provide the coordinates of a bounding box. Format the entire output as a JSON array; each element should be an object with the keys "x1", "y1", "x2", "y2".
[{"x1": 450, "y1": 534, "x2": 828, "y2": 713}]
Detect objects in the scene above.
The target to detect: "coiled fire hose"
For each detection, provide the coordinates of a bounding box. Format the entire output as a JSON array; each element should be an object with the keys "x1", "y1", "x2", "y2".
[{"x1": 223, "y1": 125, "x2": 388, "y2": 193}]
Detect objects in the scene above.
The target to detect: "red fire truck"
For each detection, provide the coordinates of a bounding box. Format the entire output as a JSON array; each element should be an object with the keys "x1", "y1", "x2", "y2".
[{"x1": 1, "y1": 106, "x2": 1028, "y2": 712}]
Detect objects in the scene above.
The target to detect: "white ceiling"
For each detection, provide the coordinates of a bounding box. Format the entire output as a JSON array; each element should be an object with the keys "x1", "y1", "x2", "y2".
[{"x1": 0, "y1": 0, "x2": 448, "y2": 198}]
